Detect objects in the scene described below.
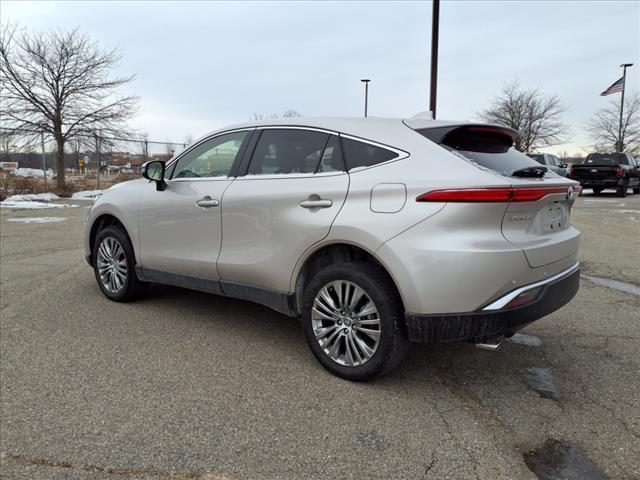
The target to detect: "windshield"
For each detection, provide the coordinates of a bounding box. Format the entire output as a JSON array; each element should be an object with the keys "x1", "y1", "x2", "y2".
[{"x1": 584, "y1": 153, "x2": 626, "y2": 165}]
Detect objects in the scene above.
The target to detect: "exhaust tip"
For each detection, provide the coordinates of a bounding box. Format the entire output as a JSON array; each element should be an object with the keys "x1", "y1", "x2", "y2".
[{"x1": 475, "y1": 339, "x2": 504, "y2": 352}]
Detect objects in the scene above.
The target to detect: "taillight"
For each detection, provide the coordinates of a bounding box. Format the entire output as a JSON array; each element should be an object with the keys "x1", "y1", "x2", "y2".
[
  {"x1": 416, "y1": 187, "x2": 569, "y2": 203},
  {"x1": 568, "y1": 167, "x2": 574, "y2": 177},
  {"x1": 615, "y1": 167, "x2": 624, "y2": 177}
]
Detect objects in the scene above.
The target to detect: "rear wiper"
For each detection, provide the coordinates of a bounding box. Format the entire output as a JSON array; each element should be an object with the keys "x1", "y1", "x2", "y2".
[{"x1": 512, "y1": 166, "x2": 547, "y2": 178}]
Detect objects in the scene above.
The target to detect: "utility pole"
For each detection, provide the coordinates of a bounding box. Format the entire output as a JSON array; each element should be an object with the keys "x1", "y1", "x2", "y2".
[
  {"x1": 40, "y1": 131, "x2": 47, "y2": 191},
  {"x1": 94, "y1": 133, "x2": 100, "y2": 190},
  {"x1": 361, "y1": 79, "x2": 371, "y2": 117},
  {"x1": 617, "y1": 63, "x2": 633, "y2": 152},
  {"x1": 429, "y1": 0, "x2": 440, "y2": 119}
]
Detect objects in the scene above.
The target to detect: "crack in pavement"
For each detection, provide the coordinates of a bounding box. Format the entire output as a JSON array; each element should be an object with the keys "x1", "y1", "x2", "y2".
[
  {"x1": 582, "y1": 391, "x2": 640, "y2": 440},
  {"x1": 422, "y1": 455, "x2": 436, "y2": 479},
  {"x1": 0, "y1": 452, "x2": 234, "y2": 480}
]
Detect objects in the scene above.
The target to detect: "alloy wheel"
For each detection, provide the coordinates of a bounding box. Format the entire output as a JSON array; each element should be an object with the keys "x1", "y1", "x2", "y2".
[
  {"x1": 311, "y1": 280, "x2": 381, "y2": 367},
  {"x1": 96, "y1": 236, "x2": 128, "y2": 293}
]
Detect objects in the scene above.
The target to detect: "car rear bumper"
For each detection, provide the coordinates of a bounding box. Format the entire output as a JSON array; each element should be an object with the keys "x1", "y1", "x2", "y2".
[
  {"x1": 577, "y1": 179, "x2": 624, "y2": 188},
  {"x1": 404, "y1": 263, "x2": 580, "y2": 343}
]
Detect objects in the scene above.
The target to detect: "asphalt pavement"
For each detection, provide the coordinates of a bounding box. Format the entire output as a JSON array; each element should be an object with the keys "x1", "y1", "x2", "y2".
[{"x1": 1, "y1": 192, "x2": 639, "y2": 480}]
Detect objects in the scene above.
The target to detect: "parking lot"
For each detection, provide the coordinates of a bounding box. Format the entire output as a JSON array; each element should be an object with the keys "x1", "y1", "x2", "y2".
[{"x1": 1, "y1": 192, "x2": 639, "y2": 480}]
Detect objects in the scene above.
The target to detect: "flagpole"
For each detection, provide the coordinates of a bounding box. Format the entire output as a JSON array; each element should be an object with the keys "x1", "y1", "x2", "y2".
[{"x1": 618, "y1": 63, "x2": 633, "y2": 152}]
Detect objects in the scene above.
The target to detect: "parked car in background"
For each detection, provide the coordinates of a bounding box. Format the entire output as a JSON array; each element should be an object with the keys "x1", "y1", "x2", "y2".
[
  {"x1": 568, "y1": 152, "x2": 640, "y2": 197},
  {"x1": 526, "y1": 153, "x2": 568, "y2": 177},
  {"x1": 85, "y1": 118, "x2": 581, "y2": 380}
]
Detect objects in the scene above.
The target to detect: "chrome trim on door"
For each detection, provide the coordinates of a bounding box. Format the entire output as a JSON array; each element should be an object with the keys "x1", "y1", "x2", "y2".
[
  {"x1": 195, "y1": 196, "x2": 220, "y2": 208},
  {"x1": 299, "y1": 199, "x2": 333, "y2": 209}
]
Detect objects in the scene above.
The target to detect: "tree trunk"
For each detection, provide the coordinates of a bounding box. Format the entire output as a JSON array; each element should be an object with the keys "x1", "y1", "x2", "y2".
[{"x1": 55, "y1": 135, "x2": 65, "y2": 190}]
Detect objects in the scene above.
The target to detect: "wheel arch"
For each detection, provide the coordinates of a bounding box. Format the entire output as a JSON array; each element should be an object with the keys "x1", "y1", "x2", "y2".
[
  {"x1": 88, "y1": 214, "x2": 135, "y2": 265},
  {"x1": 292, "y1": 242, "x2": 405, "y2": 317}
]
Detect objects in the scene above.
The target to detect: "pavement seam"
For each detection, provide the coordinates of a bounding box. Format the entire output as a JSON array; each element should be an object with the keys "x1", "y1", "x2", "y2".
[{"x1": 0, "y1": 452, "x2": 234, "y2": 480}]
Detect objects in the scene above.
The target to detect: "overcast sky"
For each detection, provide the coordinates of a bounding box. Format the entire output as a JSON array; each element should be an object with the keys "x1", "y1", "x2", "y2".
[{"x1": 2, "y1": 0, "x2": 639, "y2": 155}]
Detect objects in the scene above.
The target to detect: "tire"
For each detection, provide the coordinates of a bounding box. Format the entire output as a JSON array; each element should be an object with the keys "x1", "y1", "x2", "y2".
[
  {"x1": 616, "y1": 181, "x2": 628, "y2": 197},
  {"x1": 633, "y1": 185, "x2": 640, "y2": 194},
  {"x1": 93, "y1": 225, "x2": 146, "y2": 302},
  {"x1": 592, "y1": 187, "x2": 603, "y2": 195},
  {"x1": 301, "y1": 262, "x2": 408, "y2": 381}
]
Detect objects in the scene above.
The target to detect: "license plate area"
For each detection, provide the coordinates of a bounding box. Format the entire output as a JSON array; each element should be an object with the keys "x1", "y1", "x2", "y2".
[{"x1": 541, "y1": 204, "x2": 566, "y2": 233}]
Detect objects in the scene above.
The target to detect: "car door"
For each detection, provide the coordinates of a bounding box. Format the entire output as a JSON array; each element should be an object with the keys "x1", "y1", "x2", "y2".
[
  {"x1": 217, "y1": 128, "x2": 349, "y2": 296},
  {"x1": 137, "y1": 130, "x2": 252, "y2": 284}
]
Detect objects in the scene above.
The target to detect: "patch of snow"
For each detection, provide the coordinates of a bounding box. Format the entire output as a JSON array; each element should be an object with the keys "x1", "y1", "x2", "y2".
[
  {"x1": 0, "y1": 200, "x2": 76, "y2": 210},
  {"x1": 11, "y1": 168, "x2": 55, "y2": 178},
  {"x1": 7, "y1": 217, "x2": 67, "y2": 224},
  {"x1": 71, "y1": 189, "x2": 103, "y2": 200},
  {"x1": 4, "y1": 192, "x2": 60, "y2": 202}
]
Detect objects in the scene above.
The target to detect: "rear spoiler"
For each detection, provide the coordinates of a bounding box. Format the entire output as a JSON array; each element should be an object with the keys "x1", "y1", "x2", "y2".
[{"x1": 406, "y1": 123, "x2": 519, "y2": 154}]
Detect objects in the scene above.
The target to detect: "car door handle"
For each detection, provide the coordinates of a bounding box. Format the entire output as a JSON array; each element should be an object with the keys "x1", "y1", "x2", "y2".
[
  {"x1": 299, "y1": 199, "x2": 333, "y2": 209},
  {"x1": 195, "y1": 196, "x2": 220, "y2": 208}
]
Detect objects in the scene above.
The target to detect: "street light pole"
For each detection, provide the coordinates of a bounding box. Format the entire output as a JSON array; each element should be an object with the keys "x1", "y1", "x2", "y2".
[
  {"x1": 617, "y1": 63, "x2": 633, "y2": 152},
  {"x1": 360, "y1": 79, "x2": 371, "y2": 117},
  {"x1": 429, "y1": 0, "x2": 440, "y2": 119},
  {"x1": 40, "y1": 131, "x2": 47, "y2": 191}
]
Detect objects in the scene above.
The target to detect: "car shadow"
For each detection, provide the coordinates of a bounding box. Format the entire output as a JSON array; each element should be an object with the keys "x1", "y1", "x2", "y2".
[{"x1": 134, "y1": 284, "x2": 546, "y2": 389}]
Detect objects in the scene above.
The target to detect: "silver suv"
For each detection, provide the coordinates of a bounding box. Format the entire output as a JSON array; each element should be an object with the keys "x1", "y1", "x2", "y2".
[{"x1": 85, "y1": 118, "x2": 581, "y2": 380}]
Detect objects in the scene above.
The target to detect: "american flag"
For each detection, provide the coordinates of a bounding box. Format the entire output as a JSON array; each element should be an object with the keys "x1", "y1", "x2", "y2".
[{"x1": 600, "y1": 77, "x2": 624, "y2": 96}]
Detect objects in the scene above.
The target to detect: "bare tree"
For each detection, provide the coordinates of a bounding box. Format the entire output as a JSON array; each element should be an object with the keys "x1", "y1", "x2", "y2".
[
  {"x1": 479, "y1": 81, "x2": 568, "y2": 152},
  {"x1": 0, "y1": 24, "x2": 138, "y2": 188},
  {"x1": 250, "y1": 110, "x2": 302, "y2": 121},
  {"x1": 282, "y1": 109, "x2": 302, "y2": 118},
  {"x1": 586, "y1": 92, "x2": 640, "y2": 155}
]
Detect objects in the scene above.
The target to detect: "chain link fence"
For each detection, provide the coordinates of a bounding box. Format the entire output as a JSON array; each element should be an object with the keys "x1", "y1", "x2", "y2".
[{"x1": 0, "y1": 127, "x2": 188, "y2": 197}]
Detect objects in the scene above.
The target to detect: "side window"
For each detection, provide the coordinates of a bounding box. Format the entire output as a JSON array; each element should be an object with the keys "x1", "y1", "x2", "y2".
[
  {"x1": 316, "y1": 135, "x2": 344, "y2": 173},
  {"x1": 341, "y1": 137, "x2": 398, "y2": 170},
  {"x1": 247, "y1": 129, "x2": 329, "y2": 175},
  {"x1": 171, "y1": 131, "x2": 248, "y2": 179}
]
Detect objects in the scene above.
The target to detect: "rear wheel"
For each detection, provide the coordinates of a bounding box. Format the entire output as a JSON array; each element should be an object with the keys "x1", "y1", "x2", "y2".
[
  {"x1": 592, "y1": 187, "x2": 603, "y2": 195},
  {"x1": 616, "y1": 181, "x2": 628, "y2": 197},
  {"x1": 301, "y1": 262, "x2": 408, "y2": 381},
  {"x1": 633, "y1": 184, "x2": 640, "y2": 194},
  {"x1": 93, "y1": 225, "x2": 146, "y2": 301}
]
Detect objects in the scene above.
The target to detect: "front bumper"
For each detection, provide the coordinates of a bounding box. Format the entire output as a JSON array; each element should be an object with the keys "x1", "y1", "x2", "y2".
[{"x1": 404, "y1": 264, "x2": 580, "y2": 343}]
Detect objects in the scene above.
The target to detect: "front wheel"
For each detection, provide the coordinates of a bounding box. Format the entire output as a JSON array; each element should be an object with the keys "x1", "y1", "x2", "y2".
[
  {"x1": 93, "y1": 225, "x2": 146, "y2": 301},
  {"x1": 301, "y1": 262, "x2": 408, "y2": 381}
]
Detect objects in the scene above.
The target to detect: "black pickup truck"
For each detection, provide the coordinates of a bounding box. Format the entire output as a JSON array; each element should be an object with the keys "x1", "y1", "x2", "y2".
[{"x1": 569, "y1": 152, "x2": 640, "y2": 197}]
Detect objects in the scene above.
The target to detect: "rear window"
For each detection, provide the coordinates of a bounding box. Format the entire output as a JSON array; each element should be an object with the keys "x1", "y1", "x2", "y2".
[
  {"x1": 585, "y1": 153, "x2": 627, "y2": 165},
  {"x1": 341, "y1": 137, "x2": 398, "y2": 170},
  {"x1": 527, "y1": 154, "x2": 546, "y2": 165},
  {"x1": 416, "y1": 126, "x2": 542, "y2": 176}
]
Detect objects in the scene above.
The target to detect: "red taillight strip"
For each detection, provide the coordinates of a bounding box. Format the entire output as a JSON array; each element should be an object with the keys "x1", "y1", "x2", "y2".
[{"x1": 416, "y1": 186, "x2": 573, "y2": 203}]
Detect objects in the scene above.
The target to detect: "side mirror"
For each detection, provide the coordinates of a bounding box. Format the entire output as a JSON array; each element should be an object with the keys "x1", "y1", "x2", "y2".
[{"x1": 142, "y1": 161, "x2": 166, "y2": 191}]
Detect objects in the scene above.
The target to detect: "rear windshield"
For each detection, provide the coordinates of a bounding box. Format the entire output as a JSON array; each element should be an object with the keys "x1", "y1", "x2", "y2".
[
  {"x1": 584, "y1": 153, "x2": 627, "y2": 165},
  {"x1": 527, "y1": 154, "x2": 546, "y2": 165},
  {"x1": 416, "y1": 127, "x2": 542, "y2": 176}
]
